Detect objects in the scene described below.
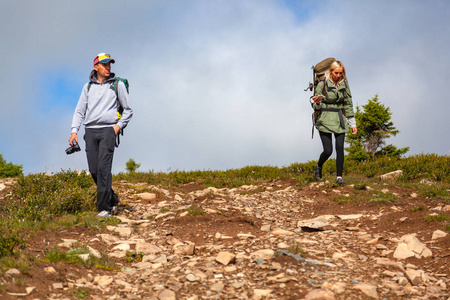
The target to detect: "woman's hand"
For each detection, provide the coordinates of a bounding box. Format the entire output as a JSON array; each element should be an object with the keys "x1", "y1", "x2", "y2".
[
  {"x1": 351, "y1": 127, "x2": 357, "y2": 135},
  {"x1": 312, "y1": 95, "x2": 324, "y2": 104}
]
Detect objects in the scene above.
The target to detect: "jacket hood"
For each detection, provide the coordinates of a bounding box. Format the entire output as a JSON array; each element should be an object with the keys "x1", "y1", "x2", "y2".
[{"x1": 89, "y1": 70, "x2": 116, "y2": 83}]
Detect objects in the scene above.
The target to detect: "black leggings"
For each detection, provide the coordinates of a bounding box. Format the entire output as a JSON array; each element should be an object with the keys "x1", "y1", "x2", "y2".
[{"x1": 317, "y1": 131, "x2": 345, "y2": 177}]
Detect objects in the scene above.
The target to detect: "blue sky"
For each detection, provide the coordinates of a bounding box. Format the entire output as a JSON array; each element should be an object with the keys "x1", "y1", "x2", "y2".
[{"x1": 1, "y1": 0, "x2": 449, "y2": 174}]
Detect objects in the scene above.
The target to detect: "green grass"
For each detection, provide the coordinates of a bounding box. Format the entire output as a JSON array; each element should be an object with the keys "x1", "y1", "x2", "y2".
[
  {"x1": 410, "y1": 206, "x2": 426, "y2": 212},
  {"x1": 369, "y1": 198, "x2": 392, "y2": 203},
  {"x1": 0, "y1": 254, "x2": 32, "y2": 275},
  {"x1": 423, "y1": 214, "x2": 450, "y2": 222},
  {"x1": 43, "y1": 245, "x2": 116, "y2": 270},
  {"x1": 333, "y1": 189, "x2": 398, "y2": 205},
  {"x1": 124, "y1": 251, "x2": 144, "y2": 263},
  {"x1": 73, "y1": 288, "x2": 89, "y2": 299},
  {"x1": 287, "y1": 243, "x2": 308, "y2": 255},
  {"x1": 187, "y1": 205, "x2": 205, "y2": 215}
]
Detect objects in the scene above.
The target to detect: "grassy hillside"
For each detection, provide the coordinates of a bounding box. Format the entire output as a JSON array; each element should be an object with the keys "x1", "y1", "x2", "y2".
[{"x1": 0, "y1": 154, "x2": 448, "y2": 271}]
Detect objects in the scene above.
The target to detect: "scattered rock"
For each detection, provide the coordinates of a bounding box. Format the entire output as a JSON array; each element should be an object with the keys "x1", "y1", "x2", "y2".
[
  {"x1": 53, "y1": 282, "x2": 64, "y2": 290},
  {"x1": 297, "y1": 216, "x2": 334, "y2": 231},
  {"x1": 173, "y1": 242, "x2": 195, "y2": 255},
  {"x1": 253, "y1": 289, "x2": 272, "y2": 299},
  {"x1": 158, "y1": 289, "x2": 176, "y2": 300},
  {"x1": 393, "y1": 242, "x2": 415, "y2": 259},
  {"x1": 136, "y1": 240, "x2": 163, "y2": 254},
  {"x1": 380, "y1": 170, "x2": 403, "y2": 181},
  {"x1": 136, "y1": 192, "x2": 157, "y2": 201},
  {"x1": 304, "y1": 288, "x2": 335, "y2": 300},
  {"x1": 432, "y1": 230, "x2": 447, "y2": 240},
  {"x1": 399, "y1": 234, "x2": 432, "y2": 258},
  {"x1": 5, "y1": 268, "x2": 21, "y2": 277},
  {"x1": 353, "y1": 282, "x2": 379, "y2": 299},
  {"x1": 44, "y1": 266, "x2": 57, "y2": 275},
  {"x1": 215, "y1": 251, "x2": 236, "y2": 265},
  {"x1": 250, "y1": 249, "x2": 274, "y2": 261}
]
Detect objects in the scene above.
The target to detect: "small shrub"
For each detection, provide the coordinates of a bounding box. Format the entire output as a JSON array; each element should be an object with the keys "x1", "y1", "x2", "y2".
[
  {"x1": 0, "y1": 222, "x2": 26, "y2": 257},
  {"x1": 11, "y1": 170, "x2": 95, "y2": 221}
]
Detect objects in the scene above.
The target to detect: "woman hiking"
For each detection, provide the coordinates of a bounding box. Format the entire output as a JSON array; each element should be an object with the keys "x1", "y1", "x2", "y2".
[{"x1": 312, "y1": 60, "x2": 357, "y2": 185}]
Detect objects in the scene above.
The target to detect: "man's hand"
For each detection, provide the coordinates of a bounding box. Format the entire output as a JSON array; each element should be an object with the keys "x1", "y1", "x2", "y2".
[
  {"x1": 113, "y1": 125, "x2": 120, "y2": 135},
  {"x1": 69, "y1": 133, "x2": 78, "y2": 146},
  {"x1": 352, "y1": 127, "x2": 358, "y2": 135}
]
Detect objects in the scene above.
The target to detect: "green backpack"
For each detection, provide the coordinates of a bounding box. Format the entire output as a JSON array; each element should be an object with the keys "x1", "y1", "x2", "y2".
[
  {"x1": 113, "y1": 77, "x2": 129, "y2": 127},
  {"x1": 304, "y1": 57, "x2": 335, "y2": 93}
]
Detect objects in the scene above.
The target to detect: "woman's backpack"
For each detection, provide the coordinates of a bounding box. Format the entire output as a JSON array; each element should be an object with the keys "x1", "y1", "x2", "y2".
[
  {"x1": 305, "y1": 58, "x2": 335, "y2": 138},
  {"x1": 304, "y1": 57, "x2": 335, "y2": 93}
]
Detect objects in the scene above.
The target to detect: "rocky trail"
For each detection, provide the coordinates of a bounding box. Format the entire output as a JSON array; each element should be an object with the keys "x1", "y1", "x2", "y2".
[{"x1": 1, "y1": 178, "x2": 449, "y2": 299}]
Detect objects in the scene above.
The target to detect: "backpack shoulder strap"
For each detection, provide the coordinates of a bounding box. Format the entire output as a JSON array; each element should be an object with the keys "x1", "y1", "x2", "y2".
[{"x1": 322, "y1": 79, "x2": 328, "y2": 99}]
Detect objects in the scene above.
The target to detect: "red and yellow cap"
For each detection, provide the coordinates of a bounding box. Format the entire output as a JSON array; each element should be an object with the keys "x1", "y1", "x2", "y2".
[{"x1": 93, "y1": 53, "x2": 115, "y2": 66}]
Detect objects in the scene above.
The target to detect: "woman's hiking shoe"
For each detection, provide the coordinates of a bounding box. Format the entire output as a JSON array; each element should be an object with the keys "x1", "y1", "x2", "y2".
[
  {"x1": 314, "y1": 165, "x2": 322, "y2": 181},
  {"x1": 336, "y1": 177, "x2": 346, "y2": 186},
  {"x1": 96, "y1": 210, "x2": 112, "y2": 218},
  {"x1": 111, "y1": 206, "x2": 118, "y2": 215}
]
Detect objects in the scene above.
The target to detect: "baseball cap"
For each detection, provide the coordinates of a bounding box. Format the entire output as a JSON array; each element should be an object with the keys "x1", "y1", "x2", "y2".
[{"x1": 93, "y1": 53, "x2": 115, "y2": 66}]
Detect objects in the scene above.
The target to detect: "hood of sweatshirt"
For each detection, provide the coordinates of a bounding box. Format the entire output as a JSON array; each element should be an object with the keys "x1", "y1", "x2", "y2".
[{"x1": 89, "y1": 70, "x2": 116, "y2": 84}]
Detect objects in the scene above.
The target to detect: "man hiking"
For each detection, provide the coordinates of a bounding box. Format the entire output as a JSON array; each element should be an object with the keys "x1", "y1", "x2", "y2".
[{"x1": 69, "y1": 53, "x2": 133, "y2": 217}]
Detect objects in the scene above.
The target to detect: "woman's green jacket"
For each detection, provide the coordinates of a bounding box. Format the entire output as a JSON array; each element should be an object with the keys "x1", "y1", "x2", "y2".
[{"x1": 313, "y1": 79, "x2": 355, "y2": 134}]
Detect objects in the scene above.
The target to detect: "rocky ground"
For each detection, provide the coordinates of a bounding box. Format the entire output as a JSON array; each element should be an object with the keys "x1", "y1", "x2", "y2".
[{"x1": 1, "y1": 178, "x2": 449, "y2": 299}]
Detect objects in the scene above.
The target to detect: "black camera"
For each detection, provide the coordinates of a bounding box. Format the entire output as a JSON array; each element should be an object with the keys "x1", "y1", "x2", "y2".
[{"x1": 65, "y1": 140, "x2": 81, "y2": 155}]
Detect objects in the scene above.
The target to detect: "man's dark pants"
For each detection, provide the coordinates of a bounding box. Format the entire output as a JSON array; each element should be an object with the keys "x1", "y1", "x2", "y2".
[{"x1": 84, "y1": 127, "x2": 117, "y2": 212}]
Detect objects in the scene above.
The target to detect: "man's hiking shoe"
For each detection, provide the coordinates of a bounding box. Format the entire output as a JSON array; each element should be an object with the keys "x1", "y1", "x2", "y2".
[
  {"x1": 336, "y1": 178, "x2": 346, "y2": 186},
  {"x1": 111, "y1": 206, "x2": 118, "y2": 216},
  {"x1": 314, "y1": 165, "x2": 322, "y2": 181},
  {"x1": 96, "y1": 210, "x2": 112, "y2": 218}
]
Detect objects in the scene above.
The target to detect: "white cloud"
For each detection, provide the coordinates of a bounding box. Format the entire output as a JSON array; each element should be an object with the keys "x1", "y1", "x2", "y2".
[{"x1": 0, "y1": 0, "x2": 448, "y2": 174}]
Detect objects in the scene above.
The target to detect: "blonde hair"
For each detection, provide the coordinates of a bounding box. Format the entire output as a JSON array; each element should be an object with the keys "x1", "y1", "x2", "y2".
[{"x1": 326, "y1": 60, "x2": 347, "y2": 82}]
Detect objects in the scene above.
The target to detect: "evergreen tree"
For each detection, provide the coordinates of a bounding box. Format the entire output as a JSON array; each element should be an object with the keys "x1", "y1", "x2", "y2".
[
  {"x1": 0, "y1": 154, "x2": 23, "y2": 177},
  {"x1": 346, "y1": 94, "x2": 409, "y2": 161},
  {"x1": 126, "y1": 158, "x2": 141, "y2": 173}
]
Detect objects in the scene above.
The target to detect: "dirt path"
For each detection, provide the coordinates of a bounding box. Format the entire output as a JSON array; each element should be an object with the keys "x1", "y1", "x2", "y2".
[{"x1": 2, "y1": 179, "x2": 449, "y2": 299}]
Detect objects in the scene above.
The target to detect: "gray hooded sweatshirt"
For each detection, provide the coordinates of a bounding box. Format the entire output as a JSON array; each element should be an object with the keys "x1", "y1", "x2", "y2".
[{"x1": 71, "y1": 70, "x2": 133, "y2": 133}]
